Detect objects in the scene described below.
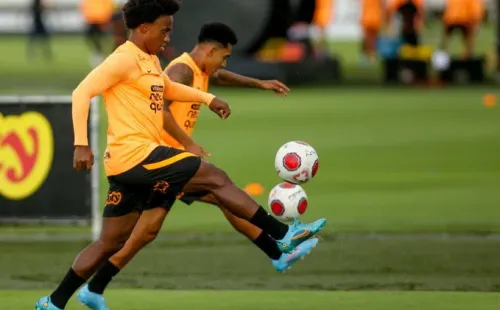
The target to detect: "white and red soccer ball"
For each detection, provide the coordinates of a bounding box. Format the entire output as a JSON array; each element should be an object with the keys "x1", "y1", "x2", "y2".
[
  {"x1": 274, "y1": 141, "x2": 319, "y2": 184},
  {"x1": 268, "y1": 182, "x2": 308, "y2": 221}
]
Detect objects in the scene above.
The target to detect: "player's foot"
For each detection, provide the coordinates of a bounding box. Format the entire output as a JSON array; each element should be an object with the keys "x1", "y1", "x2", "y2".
[
  {"x1": 276, "y1": 218, "x2": 326, "y2": 253},
  {"x1": 77, "y1": 284, "x2": 109, "y2": 310},
  {"x1": 273, "y1": 237, "x2": 319, "y2": 273},
  {"x1": 35, "y1": 296, "x2": 62, "y2": 310}
]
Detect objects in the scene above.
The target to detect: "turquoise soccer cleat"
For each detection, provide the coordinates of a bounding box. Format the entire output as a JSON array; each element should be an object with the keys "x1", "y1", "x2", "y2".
[
  {"x1": 77, "y1": 284, "x2": 109, "y2": 310},
  {"x1": 272, "y1": 237, "x2": 319, "y2": 273},
  {"x1": 276, "y1": 218, "x2": 326, "y2": 253},
  {"x1": 34, "y1": 297, "x2": 62, "y2": 310}
]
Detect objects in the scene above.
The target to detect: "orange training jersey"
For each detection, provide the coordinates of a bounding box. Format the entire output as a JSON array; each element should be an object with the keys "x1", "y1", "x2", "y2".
[
  {"x1": 360, "y1": 0, "x2": 384, "y2": 30},
  {"x1": 80, "y1": 0, "x2": 113, "y2": 24},
  {"x1": 162, "y1": 53, "x2": 210, "y2": 149},
  {"x1": 71, "y1": 42, "x2": 215, "y2": 176},
  {"x1": 100, "y1": 42, "x2": 165, "y2": 176},
  {"x1": 313, "y1": 0, "x2": 333, "y2": 28},
  {"x1": 443, "y1": 0, "x2": 484, "y2": 25}
]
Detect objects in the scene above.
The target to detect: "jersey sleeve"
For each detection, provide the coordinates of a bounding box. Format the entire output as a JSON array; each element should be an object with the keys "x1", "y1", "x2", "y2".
[
  {"x1": 72, "y1": 52, "x2": 136, "y2": 146},
  {"x1": 162, "y1": 73, "x2": 215, "y2": 106}
]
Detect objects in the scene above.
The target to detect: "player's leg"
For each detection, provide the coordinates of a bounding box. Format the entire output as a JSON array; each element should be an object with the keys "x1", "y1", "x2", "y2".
[
  {"x1": 85, "y1": 24, "x2": 105, "y2": 67},
  {"x1": 463, "y1": 24, "x2": 475, "y2": 59},
  {"x1": 75, "y1": 147, "x2": 198, "y2": 308},
  {"x1": 35, "y1": 182, "x2": 143, "y2": 310},
  {"x1": 365, "y1": 27, "x2": 378, "y2": 63},
  {"x1": 182, "y1": 160, "x2": 326, "y2": 253},
  {"x1": 86, "y1": 144, "x2": 324, "y2": 292},
  {"x1": 440, "y1": 23, "x2": 453, "y2": 51},
  {"x1": 74, "y1": 145, "x2": 324, "y2": 309},
  {"x1": 41, "y1": 31, "x2": 53, "y2": 61},
  {"x1": 110, "y1": 207, "x2": 169, "y2": 268},
  {"x1": 99, "y1": 145, "x2": 322, "y2": 264},
  {"x1": 78, "y1": 206, "x2": 171, "y2": 309},
  {"x1": 195, "y1": 193, "x2": 319, "y2": 272},
  {"x1": 360, "y1": 27, "x2": 369, "y2": 64},
  {"x1": 182, "y1": 192, "x2": 277, "y2": 255}
]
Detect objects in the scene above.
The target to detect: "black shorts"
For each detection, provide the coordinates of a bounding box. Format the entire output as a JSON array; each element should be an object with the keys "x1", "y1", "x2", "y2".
[
  {"x1": 103, "y1": 146, "x2": 201, "y2": 217},
  {"x1": 177, "y1": 191, "x2": 211, "y2": 205},
  {"x1": 445, "y1": 24, "x2": 473, "y2": 37}
]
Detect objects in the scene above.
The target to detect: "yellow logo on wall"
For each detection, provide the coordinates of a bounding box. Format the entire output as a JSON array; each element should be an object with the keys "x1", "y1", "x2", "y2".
[{"x1": 0, "y1": 112, "x2": 54, "y2": 200}]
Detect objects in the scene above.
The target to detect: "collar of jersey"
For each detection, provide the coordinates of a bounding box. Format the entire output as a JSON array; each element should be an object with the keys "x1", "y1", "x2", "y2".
[
  {"x1": 122, "y1": 40, "x2": 154, "y2": 61},
  {"x1": 181, "y1": 52, "x2": 206, "y2": 77}
]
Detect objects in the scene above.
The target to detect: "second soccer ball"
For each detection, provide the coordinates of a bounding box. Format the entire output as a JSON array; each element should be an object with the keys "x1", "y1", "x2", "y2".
[{"x1": 268, "y1": 182, "x2": 308, "y2": 221}]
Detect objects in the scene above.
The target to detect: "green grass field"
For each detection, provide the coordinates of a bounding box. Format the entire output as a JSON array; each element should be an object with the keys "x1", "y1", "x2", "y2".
[
  {"x1": 0, "y1": 35, "x2": 499, "y2": 308},
  {"x1": 2, "y1": 290, "x2": 499, "y2": 310},
  {"x1": 2, "y1": 236, "x2": 500, "y2": 291}
]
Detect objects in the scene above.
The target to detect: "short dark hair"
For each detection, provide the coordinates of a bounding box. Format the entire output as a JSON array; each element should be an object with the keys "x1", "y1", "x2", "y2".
[
  {"x1": 198, "y1": 22, "x2": 238, "y2": 47},
  {"x1": 122, "y1": 0, "x2": 180, "y2": 29}
]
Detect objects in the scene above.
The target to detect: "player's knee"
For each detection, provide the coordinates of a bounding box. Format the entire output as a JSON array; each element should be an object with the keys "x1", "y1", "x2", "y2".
[
  {"x1": 207, "y1": 166, "x2": 232, "y2": 189},
  {"x1": 137, "y1": 227, "x2": 161, "y2": 245},
  {"x1": 96, "y1": 237, "x2": 124, "y2": 255},
  {"x1": 200, "y1": 193, "x2": 220, "y2": 206}
]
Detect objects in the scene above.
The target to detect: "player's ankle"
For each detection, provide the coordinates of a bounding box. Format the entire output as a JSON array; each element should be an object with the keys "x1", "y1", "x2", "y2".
[
  {"x1": 87, "y1": 260, "x2": 120, "y2": 295},
  {"x1": 249, "y1": 206, "x2": 288, "y2": 240}
]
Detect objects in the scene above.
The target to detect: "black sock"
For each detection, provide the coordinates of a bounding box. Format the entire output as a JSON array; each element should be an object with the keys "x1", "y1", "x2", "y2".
[
  {"x1": 250, "y1": 206, "x2": 288, "y2": 240},
  {"x1": 87, "y1": 260, "x2": 120, "y2": 294},
  {"x1": 253, "y1": 232, "x2": 282, "y2": 260},
  {"x1": 50, "y1": 268, "x2": 86, "y2": 309}
]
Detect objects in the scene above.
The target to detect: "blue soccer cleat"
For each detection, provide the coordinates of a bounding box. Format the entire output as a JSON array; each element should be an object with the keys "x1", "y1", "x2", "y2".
[
  {"x1": 276, "y1": 218, "x2": 326, "y2": 253},
  {"x1": 272, "y1": 237, "x2": 319, "y2": 273},
  {"x1": 77, "y1": 284, "x2": 109, "y2": 310},
  {"x1": 34, "y1": 296, "x2": 62, "y2": 310}
]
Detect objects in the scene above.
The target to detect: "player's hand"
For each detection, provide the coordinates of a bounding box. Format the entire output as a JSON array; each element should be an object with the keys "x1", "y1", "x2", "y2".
[
  {"x1": 73, "y1": 145, "x2": 94, "y2": 171},
  {"x1": 209, "y1": 97, "x2": 231, "y2": 120},
  {"x1": 185, "y1": 142, "x2": 211, "y2": 159},
  {"x1": 257, "y1": 80, "x2": 290, "y2": 96}
]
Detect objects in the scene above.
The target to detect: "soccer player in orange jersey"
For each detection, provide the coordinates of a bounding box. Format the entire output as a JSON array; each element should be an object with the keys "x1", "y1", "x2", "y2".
[
  {"x1": 440, "y1": 0, "x2": 484, "y2": 58},
  {"x1": 161, "y1": 22, "x2": 320, "y2": 273},
  {"x1": 386, "y1": 0, "x2": 424, "y2": 46},
  {"x1": 360, "y1": 0, "x2": 384, "y2": 64},
  {"x1": 36, "y1": 1, "x2": 326, "y2": 309}
]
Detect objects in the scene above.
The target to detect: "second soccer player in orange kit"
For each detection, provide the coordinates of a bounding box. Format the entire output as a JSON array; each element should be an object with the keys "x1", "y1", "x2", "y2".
[{"x1": 162, "y1": 22, "x2": 319, "y2": 272}]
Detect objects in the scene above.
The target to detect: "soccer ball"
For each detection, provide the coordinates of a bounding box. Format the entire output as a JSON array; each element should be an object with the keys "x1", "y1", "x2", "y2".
[
  {"x1": 268, "y1": 182, "x2": 308, "y2": 221},
  {"x1": 274, "y1": 141, "x2": 319, "y2": 184}
]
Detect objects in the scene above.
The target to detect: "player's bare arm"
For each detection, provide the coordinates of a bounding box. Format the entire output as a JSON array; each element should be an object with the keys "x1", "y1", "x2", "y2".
[
  {"x1": 163, "y1": 63, "x2": 210, "y2": 158},
  {"x1": 212, "y1": 69, "x2": 290, "y2": 96},
  {"x1": 163, "y1": 71, "x2": 231, "y2": 120}
]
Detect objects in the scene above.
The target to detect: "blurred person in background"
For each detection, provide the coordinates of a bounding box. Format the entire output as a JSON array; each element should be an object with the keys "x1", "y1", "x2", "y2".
[
  {"x1": 79, "y1": 0, "x2": 114, "y2": 67},
  {"x1": 110, "y1": 2, "x2": 127, "y2": 50},
  {"x1": 312, "y1": 0, "x2": 333, "y2": 58},
  {"x1": 440, "y1": 0, "x2": 485, "y2": 59},
  {"x1": 386, "y1": 0, "x2": 424, "y2": 46},
  {"x1": 360, "y1": 0, "x2": 385, "y2": 64},
  {"x1": 27, "y1": 0, "x2": 53, "y2": 61},
  {"x1": 286, "y1": 0, "x2": 333, "y2": 60}
]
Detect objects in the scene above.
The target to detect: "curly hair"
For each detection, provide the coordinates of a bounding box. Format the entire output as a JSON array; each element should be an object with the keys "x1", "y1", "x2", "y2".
[{"x1": 122, "y1": 0, "x2": 180, "y2": 29}]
